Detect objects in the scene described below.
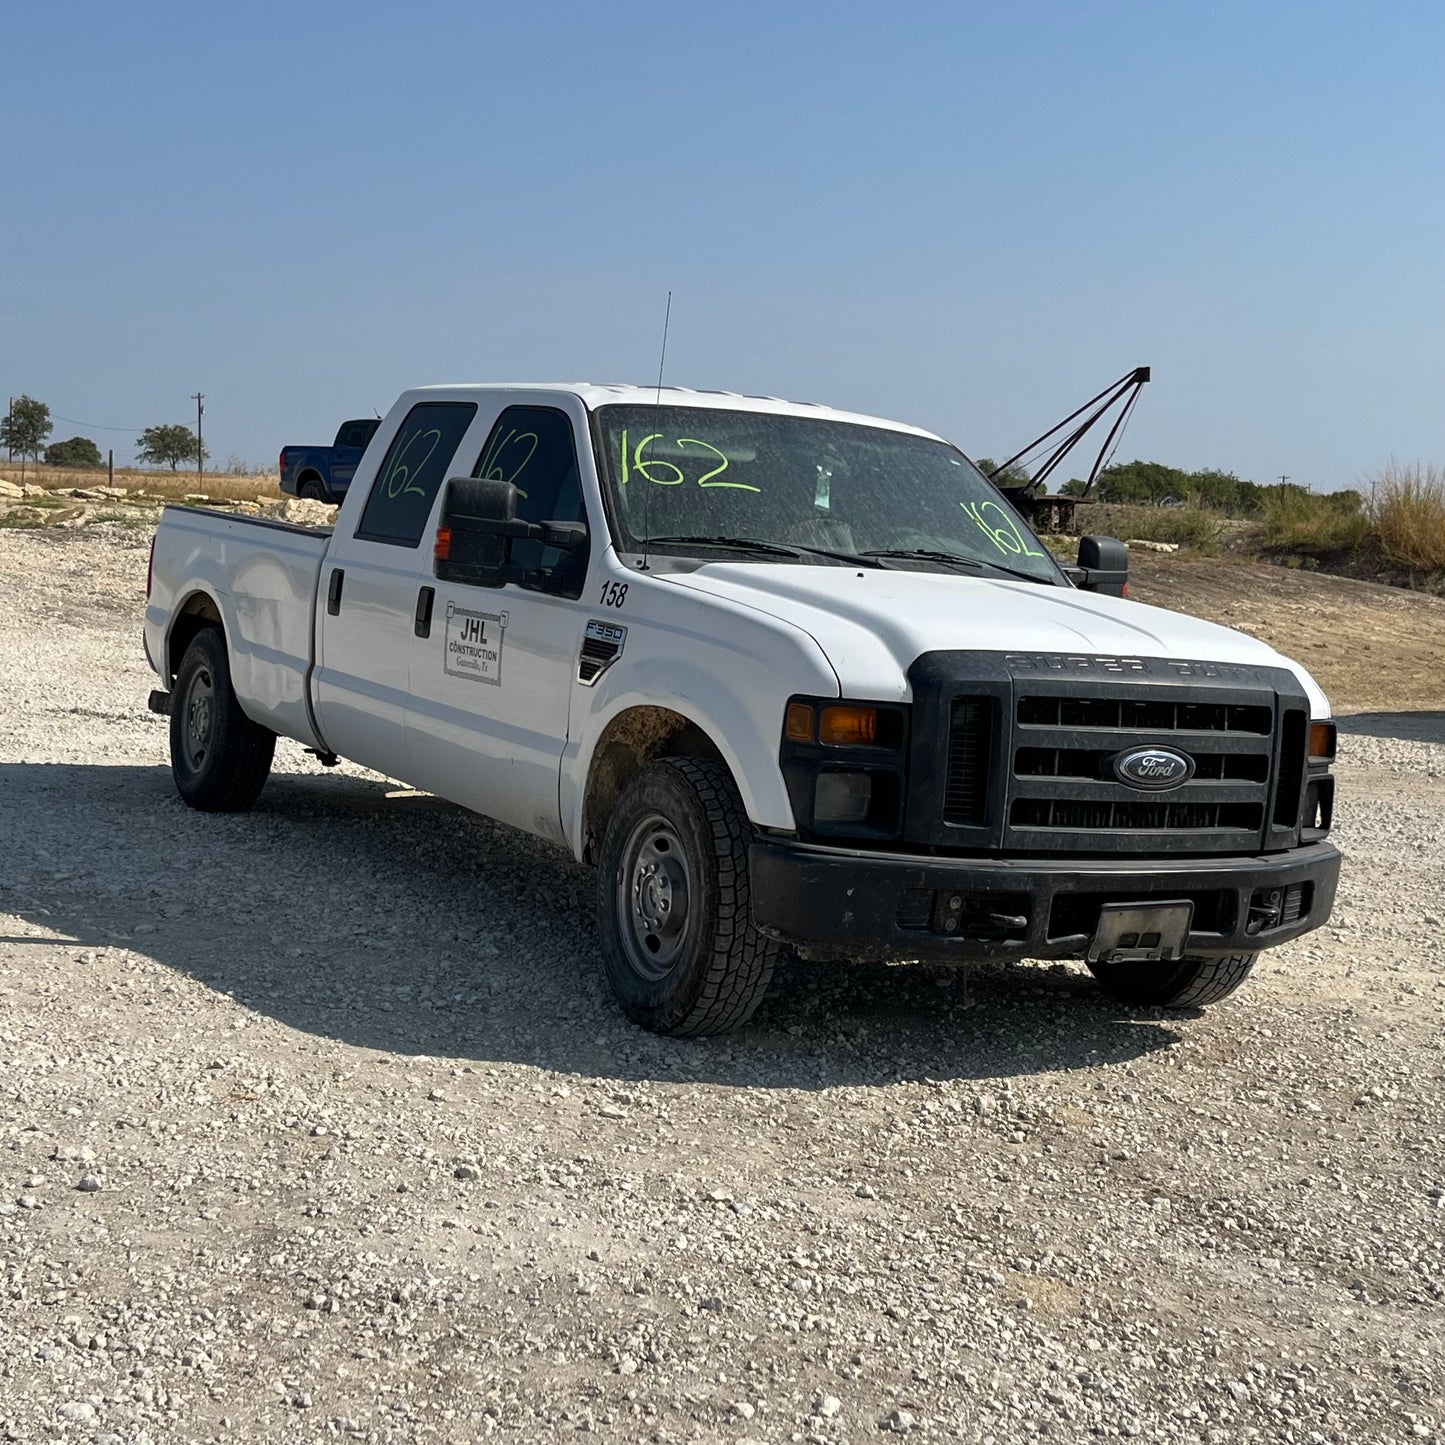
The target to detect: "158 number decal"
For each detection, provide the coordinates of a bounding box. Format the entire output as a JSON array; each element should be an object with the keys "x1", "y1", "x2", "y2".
[{"x1": 599, "y1": 581, "x2": 629, "y2": 608}]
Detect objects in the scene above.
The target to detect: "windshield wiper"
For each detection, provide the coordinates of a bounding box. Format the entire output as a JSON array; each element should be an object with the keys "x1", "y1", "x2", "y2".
[
  {"x1": 862, "y1": 548, "x2": 1057, "y2": 586},
  {"x1": 640, "y1": 535, "x2": 885, "y2": 567}
]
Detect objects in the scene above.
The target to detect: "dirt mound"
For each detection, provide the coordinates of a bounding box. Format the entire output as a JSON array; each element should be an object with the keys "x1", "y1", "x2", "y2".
[{"x1": 1129, "y1": 553, "x2": 1445, "y2": 712}]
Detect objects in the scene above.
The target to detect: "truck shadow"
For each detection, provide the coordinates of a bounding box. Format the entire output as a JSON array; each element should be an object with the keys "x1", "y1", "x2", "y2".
[
  {"x1": 1336, "y1": 711, "x2": 1445, "y2": 745},
  {"x1": 0, "y1": 759, "x2": 1186, "y2": 1089}
]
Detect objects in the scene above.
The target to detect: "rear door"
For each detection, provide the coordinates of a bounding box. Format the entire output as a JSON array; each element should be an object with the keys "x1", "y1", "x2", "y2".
[
  {"x1": 313, "y1": 400, "x2": 481, "y2": 776},
  {"x1": 403, "y1": 398, "x2": 593, "y2": 842}
]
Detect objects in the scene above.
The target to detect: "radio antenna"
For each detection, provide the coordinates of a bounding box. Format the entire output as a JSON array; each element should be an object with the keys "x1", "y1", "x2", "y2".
[{"x1": 639, "y1": 289, "x2": 672, "y2": 573}]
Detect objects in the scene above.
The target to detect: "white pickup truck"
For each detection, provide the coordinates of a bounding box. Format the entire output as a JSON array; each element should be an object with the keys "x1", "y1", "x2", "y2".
[{"x1": 144, "y1": 383, "x2": 1341, "y2": 1035}]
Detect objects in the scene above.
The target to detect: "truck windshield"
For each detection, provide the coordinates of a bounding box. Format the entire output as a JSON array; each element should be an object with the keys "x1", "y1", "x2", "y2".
[{"x1": 594, "y1": 405, "x2": 1063, "y2": 584}]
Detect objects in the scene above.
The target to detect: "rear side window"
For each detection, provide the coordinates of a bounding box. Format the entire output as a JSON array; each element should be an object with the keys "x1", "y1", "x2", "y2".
[
  {"x1": 355, "y1": 403, "x2": 477, "y2": 546},
  {"x1": 337, "y1": 420, "x2": 376, "y2": 450}
]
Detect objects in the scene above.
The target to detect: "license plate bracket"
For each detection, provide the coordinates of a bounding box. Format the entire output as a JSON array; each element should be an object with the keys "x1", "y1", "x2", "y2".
[{"x1": 1087, "y1": 900, "x2": 1194, "y2": 964}]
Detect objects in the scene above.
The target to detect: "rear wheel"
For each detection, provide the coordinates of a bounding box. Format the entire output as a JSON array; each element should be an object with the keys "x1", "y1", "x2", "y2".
[
  {"x1": 169, "y1": 628, "x2": 275, "y2": 812},
  {"x1": 597, "y1": 757, "x2": 779, "y2": 1036},
  {"x1": 298, "y1": 477, "x2": 326, "y2": 501},
  {"x1": 1086, "y1": 952, "x2": 1258, "y2": 1007}
]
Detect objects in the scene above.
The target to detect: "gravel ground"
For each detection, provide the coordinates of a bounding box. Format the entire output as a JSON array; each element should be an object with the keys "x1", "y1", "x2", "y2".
[{"x1": 1, "y1": 528, "x2": 1443, "y2": 1445}]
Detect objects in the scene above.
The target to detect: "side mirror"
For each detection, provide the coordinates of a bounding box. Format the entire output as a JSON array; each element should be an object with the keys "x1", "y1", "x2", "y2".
[
  {"x1": 1068, "y1": 535, "x2": 1129, "y2": 597},
  {"x1": 432, "y1": 476, "x2": 587, "y2": 589},
  {"x1": 434, "y1": 477, "x2": 518, "y2": 587}
]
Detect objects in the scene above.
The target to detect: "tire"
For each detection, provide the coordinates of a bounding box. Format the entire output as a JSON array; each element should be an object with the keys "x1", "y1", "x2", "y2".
[
  {"x1": 169, "y1": 628, "x2": 275, "y2": 812},
  {"x1": 1086, "y1": 952, "x2": 1258, "y2": 1007},
  {"x1": 597, "y1": 757, "x2": 779, "y2": 1036},
  {"x1": 299, "y1": 478, "x2": 326, "y2": 501}
]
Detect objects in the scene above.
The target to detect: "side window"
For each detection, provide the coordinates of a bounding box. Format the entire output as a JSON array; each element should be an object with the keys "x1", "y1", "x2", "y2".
[
  {"x1": 355, "y1": 402, "x2": 477, "y2": 547},
  {"x1": 338, "y1": 421, "x2": 373, "y2": 450},
  {"x1": 471, "y1": 406, "x2": 587, "y2": 578}
]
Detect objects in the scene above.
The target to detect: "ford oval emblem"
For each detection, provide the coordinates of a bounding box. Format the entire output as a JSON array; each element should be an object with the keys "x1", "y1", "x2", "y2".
[{"x1": 1112, "y1": 746, "x2": 1195, "y2": 791}]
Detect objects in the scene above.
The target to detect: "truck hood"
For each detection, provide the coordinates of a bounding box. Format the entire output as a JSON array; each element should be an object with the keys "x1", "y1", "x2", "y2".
[{"x1": 660, "y1": 563, "x2": 1331, "y2": 716}]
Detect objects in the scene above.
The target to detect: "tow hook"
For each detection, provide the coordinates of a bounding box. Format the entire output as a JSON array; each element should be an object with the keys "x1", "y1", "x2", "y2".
[
  {"x1": 1246, "y1": 889, "x2": 1284, "y2": 935},
  {"x1": 147, "y1": 689, "x2": 172, "y2": 716}
]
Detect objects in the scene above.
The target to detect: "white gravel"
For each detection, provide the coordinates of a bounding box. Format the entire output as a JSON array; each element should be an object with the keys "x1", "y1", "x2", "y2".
[{"x1": 1, "y1": 528, "x2": 1443, "y2": 1444}]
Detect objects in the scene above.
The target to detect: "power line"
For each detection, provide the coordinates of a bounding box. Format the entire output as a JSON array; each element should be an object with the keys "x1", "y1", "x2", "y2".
[{"x1": 51, "y1": 413, "x2": 146, "y2": 434}]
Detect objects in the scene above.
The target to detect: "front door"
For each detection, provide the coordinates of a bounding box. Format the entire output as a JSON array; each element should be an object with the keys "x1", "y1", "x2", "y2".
[{"x1": 404, "y1": 401, "x2": 592, "y2": 843}]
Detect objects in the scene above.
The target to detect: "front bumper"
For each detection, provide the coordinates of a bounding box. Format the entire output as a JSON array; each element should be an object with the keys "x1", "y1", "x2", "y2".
[{"x1": 749, "y1": 838, "x2": 1341, "y2": 963}]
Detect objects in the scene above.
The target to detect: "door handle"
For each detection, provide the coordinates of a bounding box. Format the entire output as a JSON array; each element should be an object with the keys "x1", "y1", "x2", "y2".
[
  {"x1": 414, "y1": 585, "x2": 435, "y2": 638},
  {"x1": 327, "y1": 567, "x2": 345, "y2": 615}
]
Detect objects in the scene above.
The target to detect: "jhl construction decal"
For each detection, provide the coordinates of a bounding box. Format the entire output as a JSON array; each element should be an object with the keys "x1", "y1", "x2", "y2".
[{"x1": 444, "y1": 604, "x2": 508, "y2": 686}]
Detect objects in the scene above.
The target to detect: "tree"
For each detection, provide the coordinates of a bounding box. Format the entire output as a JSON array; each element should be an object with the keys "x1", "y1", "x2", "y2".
[
  {"x1": 1095, "y1": 460, "x2": 1191, "y2": 506},
  {"x1": 2, "y1": 395, "x2": 53, "y2": 474},
  {"x1": 974, "y1": 457, "x2": 1036, "y2": 491},
  {"x1": 45, "y1": 435, "x2": 104, "y2": 469},
  {"x1": 138, "y1": 423, "x2": 208, "y2": 471}
]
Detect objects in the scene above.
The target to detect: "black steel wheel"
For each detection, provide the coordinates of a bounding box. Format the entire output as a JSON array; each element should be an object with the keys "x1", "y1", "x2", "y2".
[
  {"x1": 597, "y1": 757, "x2": 778, "y2": 1036},
  {"x1": 169, "y1": 627, "x2": 275, "y2": 812}
]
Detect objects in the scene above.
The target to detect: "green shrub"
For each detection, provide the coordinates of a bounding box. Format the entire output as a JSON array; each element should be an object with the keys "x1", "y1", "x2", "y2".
[
  {"x1": 0, "y1": 511, "x2": 49, "y2": 530},
  {"x1": 1255, "y1": 487, "x2": 1371, "y2": 553},
  {"x1": 1086, "y1": 502, "x2": 1222, "y2": 549}
]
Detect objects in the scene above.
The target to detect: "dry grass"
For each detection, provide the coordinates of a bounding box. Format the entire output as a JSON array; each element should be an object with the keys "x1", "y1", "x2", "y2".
[
  {"x1": 1078, "y1": 501, "x2": 1223, "y2": 550},
  {"x1": 0, "y1": 463, "x2": 282, "y2": 504},
  {"x1": 1372, "y1": 462, "x2": 1445, "y2": 571},
  {"x1": 1255, "y1": 487, "x2": 1372, "y2": 553},
  {"x1": 1252, "y1": 464, "x2": 1445, "y2": 575}
]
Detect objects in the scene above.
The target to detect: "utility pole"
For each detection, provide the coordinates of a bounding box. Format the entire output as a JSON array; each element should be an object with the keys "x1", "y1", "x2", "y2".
[
  {"x1": 191, "y1": 392, "x2": 205, "y2": 482},
  {"x1": 1277, "y1": 474, "x2": 1290, "y2": 486}
]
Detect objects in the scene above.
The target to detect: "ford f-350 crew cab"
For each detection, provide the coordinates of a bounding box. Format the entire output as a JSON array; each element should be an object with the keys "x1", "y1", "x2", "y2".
[{"x1": 144, "y1": 383, "x2": 1341, "y2": 1036}]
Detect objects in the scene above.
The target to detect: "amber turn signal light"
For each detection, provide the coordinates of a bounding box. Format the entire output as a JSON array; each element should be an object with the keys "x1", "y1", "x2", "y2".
[
  {"x1": 818, "y1": 705, "x2": 878, "y2": 746},
  {"x1": 433, "y1": 526, "x2": 452, "y2": 562},
  {"x1": 784, "y1": 702, "x2": 814, "y2": 742},
  {"x1": 1308, "y1": 721, "x2": 1336, "y2": 762}
]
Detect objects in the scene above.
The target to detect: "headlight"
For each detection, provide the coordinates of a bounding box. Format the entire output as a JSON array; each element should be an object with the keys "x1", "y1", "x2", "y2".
[{"x1": 779, "y1": 696, "x2": 909, "y2": 839}]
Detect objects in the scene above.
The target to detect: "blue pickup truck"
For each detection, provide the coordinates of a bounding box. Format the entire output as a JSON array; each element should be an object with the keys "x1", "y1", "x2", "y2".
[{"x1": 278, "y1": 418, "x2": 381, "y2": 503}]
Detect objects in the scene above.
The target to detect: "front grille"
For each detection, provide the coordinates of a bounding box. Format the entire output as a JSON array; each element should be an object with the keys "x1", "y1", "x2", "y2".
[
  {"x1": 906, "y1": 651, "x2": 1316, "y2": 857},
  {"x1": 1005, "y1": 683, "x2": 1277, "y2": 854},
  {"x1": 944, "y1": 698, "x2": 992, "y2": 825}
]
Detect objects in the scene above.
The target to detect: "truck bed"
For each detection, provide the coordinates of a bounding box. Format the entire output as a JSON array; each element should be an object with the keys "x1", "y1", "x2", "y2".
[{"x1": 144, "y1": 505, "x2": 332, "y2": 750}]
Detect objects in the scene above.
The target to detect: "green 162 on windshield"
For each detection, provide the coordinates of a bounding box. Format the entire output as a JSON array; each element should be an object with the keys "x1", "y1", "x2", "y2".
[
  {"x1": 960, "y1": 499, "x2": 1048, "y2": 560},
  {"x1": 618, "y1": 430, "x2": 759, "y2": 492}
]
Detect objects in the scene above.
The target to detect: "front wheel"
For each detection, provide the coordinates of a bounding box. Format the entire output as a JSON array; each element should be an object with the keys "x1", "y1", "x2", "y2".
[
  {"x1": 597, "y1": 757, "x2": 779, "y2": 1036},
  {"x1": 1086, "y1": 952, "x2": 1258, "y2": 1007},
  {"x1": 169, "y1": 628, "x2": 275, "y2": 811}
]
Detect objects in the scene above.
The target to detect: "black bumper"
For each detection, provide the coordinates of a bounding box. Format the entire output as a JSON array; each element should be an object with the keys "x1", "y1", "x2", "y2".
[{"x1": 749, "y1": 838, "x2": 1341, "y2": 963}]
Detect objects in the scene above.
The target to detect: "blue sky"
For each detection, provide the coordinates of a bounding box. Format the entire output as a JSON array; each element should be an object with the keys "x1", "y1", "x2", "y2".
[{"x1": 4, "y1": 1, "x2": 1441, "y2": 488}]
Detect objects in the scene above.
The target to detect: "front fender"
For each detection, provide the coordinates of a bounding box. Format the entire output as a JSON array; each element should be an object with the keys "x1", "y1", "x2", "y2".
[{"x1": 564, "y1": 653, "x2": 837, "y2": 858}]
